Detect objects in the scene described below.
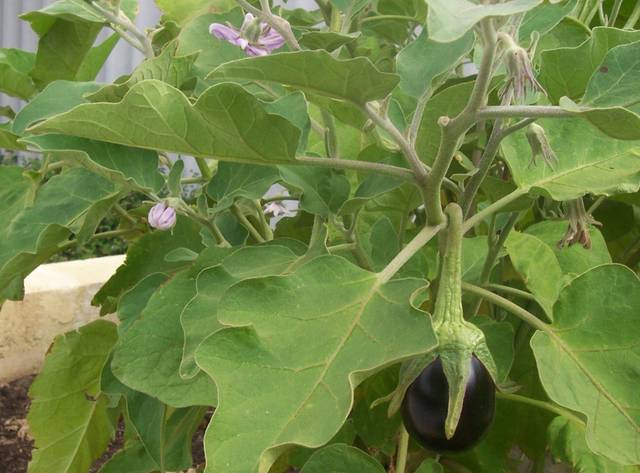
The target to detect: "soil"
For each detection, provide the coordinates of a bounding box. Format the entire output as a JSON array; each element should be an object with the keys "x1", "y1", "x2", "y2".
[
  {"x1": 0, "y1": 375, "x2": 212, "y2": 473},
  {"x1": 0, "y1": 376, "x2": 34, "y2": 473}
]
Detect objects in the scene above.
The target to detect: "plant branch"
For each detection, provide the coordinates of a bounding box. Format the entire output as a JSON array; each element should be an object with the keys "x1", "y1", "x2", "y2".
[
  {"x1": 424, "y1": 19, "x2": 498, "y2": 225},
  {"x1": 363, "y1": 103, "x2": 429, "y2": 187},
  {"x1": 462, "y1": 188, "x2": 527, "y2": 233},
  {"x1": 91, "y1": 1, "x2": 154, "y2": 57},
  {"x1": 486, "y1": 283, "x2": 536, "y2": 302},
  {"x1": 497, "y1": 392, "x2": 585, "y2": 426},
  {"x1": 231, "y1": 203, "x2": 266, "y2": 243},
  {"x1": 57, "y1": 228, "x2": 139, "y2": 252},
  {"x1": 461, "y1": 282, "x2": 550, "y2": 332},
  {"x1": 296, "y1": 156, "x2": 416, "y2": 181},
  {"x1": 477, "y1": 105, "x2": 574, "y2": 119},
  {"x1": 394, "y1": 426, "x2": 410, "y2": 473},
  {"x1": 378, "y1": 223, "x2": 446, "y2": 283},
  {"x1": 625, "y1": 1, "x2": 640, "y2": 29}
]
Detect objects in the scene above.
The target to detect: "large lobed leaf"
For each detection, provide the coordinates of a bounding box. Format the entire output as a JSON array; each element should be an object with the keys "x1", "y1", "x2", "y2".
[
  {"x1": 532, "y1": 264, "x2": 640, "y2": 464},
  {"x1": 208, "y1": 50, "x2": 399, "y2": 104},
  {"x1": 195, "y1": 255, "x2": 437, "y2": 473},
  {"x1": 0, "y1": 166, "x2": 121, "y2": 300},
  {"x1": 110, "y1": 244, "x2": 301, "y2": 407},
  {"x1": 28, "y1": 320, "x2": 118, "y2": 473},
  {"x1": 425, "y1": 0, "x2": 541, "y2": 42},
  {"x1": 501, "y1": 118, "x2": 640, "y2": 200},
  {"x1": 505, "y1": 221, "x2": 610, "y2": 318},
  {"x1": 29, "y1": 80, "x2": 301, "y2": 164}
]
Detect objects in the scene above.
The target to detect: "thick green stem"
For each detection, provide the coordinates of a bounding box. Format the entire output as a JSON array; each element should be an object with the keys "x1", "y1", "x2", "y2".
[
  {"x1": 432, "y1": 204, "x2": 464, "y2": 326},
  {"x1": 625, "y1": 1, "x2": 640, "y2": 28},
  {"x1": 394, "y1": 426, "x2": 410, "y2": 473},
  {"x1": 425, "y1": 20, "x2": 498, "y2": 225}
]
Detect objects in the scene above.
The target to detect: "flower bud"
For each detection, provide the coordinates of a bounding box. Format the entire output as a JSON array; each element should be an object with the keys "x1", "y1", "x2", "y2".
[
  {"x1": 558, "y1": 198, "x2": 601, "y2": 249},
  {"x1": 526, "y1": 123, "x2": 558, "y2": 169},
  {"x1": 148, "y1": 202, "x2": 176, "y2": 231},
  {"x1": 500, "y1": 33, "x2": 545, "y2": 103}
]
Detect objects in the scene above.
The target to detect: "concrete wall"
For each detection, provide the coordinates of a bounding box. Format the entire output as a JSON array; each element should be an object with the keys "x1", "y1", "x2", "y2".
[{"x1": 0, "y1": 255, "x2": 124, "y2": 383}]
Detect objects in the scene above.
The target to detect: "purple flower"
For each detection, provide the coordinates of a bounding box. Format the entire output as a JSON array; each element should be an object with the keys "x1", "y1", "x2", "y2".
[
  {"x1": 209, "y1": 13, "x2": 286, "y2": 56},
  {"x1": 148, "y1": 202, "x2": 176, "y2": 231}
]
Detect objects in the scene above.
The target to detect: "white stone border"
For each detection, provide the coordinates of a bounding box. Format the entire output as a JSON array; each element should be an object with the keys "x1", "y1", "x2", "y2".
[{"x1": 0, "y1": 255, "x2": 124, "y2": 383}]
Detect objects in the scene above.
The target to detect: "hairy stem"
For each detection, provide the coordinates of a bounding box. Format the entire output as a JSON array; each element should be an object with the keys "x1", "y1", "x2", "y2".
[
  {"x1": 425, "y1": 20, "x2": 498, "y2": 225},
  {"x1": 461, "y1": 282, "x2": 550, "y2": 332},
  {"x1": 394, "y1": 426, "x2": 410, "y2": 473},
  {"x1": 378, "y1": 223, "x2": 446, "y2": 283},
  {"x1": 463, "y1": 188, "x2": 527, "y2": 233},
  {"x1": 296, "y1": 156, "x2": 415, "y2": 181},
  {"x1": 485, "y1": 283, "x2": 536, "y2": 301},
  {"x1": 477, "y1": 105, "x2": 573, "y2": 119},
  {"x1": 497, "y1": 392, "x2": 585, "y2": 425},
  {"x1": 91, "y1": 2, "x2": 154, "y2": 57},
  {"x1": 231, "y1": 203, "x2": 266, "y2": 243}
]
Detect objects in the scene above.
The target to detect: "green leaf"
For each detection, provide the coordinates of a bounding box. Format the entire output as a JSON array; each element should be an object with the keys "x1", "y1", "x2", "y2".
[
  {"x1": 461, "y1": 236, "x2": 490, "y2": 284},
  {"x1": 299, "y1": 444, "x2": 386, "y2": 473},
  {"x1": 93, "y1": 218, "x2": 205, "y2": 314},
  {"x1": 0, "y1": 122, "x2": 26, "y2": 151},
  {"x1": 0, "y1": 48, "x2": 37, "y2": 99},
  {"x1": 23, "y1": 3, "x2": 104, "y2": 88},
  {"x1": 540, "y1": 27, "x2": 640, "y2": 103},
  {"x1": 179, "y1": 245, "x2": 300, "y2": 378},
  {"x1": 87, "y1": 42, "x2": 198, "y2": 103},
  {"x1": 352, "y1": 367, "x2": 401, "y2": 455},
  {"x1": 557, "y1": 41, "x2": 640, "y2": 140},
  {"x1": 518, "y1": 0, "x2": 579, "y2": 43},
  {"x1": 548, "y1": 417, "x2": 636, "y2": 473},
  {"x1": 27, "y1": 320, "x2": 118, "y2": 473},
  {"x1": 415, "y1": 459, "x2": 444, "y2": 473},
  {"x1": 12, "y1": 80, "x2": 102, "y2": 135},
  {"x1": 76, "y1": 33, "x2": 121, "y2": 82},
  {"x1": 299, "y1": 31, "x2": 360, "y2": 52},
  {"x1": 195, "y1": 256, "x2": 437, "y2": 473},
  {"x1": 525, "y1": 220, "x2": 611, "y2": 276},
  {"x1": 264, "y1": 92, "x2": 311, "y2": 154},
  {"x1": 425, "y1": 0, "x2": 541, "y2": 42},
  {"x1": 475, "y1": 320, "x2": 515, "y2": 383},
  {"x1": 0, "y1": 167, "x2": 121, "y2": 300},
  {"x1": 532, "y1": 264, "x2": 640, "y2": 465},
  {"x1": 501, "y1": 118, "x2": 640, "y2": 200},
  {"x1": 416, "y1": 81, "x2": 474, "y2": 165},
  {"x1": 581, "y1": 41, "x2": 640, "y2": 109},
  {"x1": 505, "y1": 231, "x2": 565, "y2": 317},
  {"x1": 208, "y1": 50, "x2": 400, "y2": 104},
  {"x1": 207, "y1": 162, "x2": 280, "y2": 212},
  {"x1": 102, "y1": 361, "x2": 204, "y2": 472},
  {"x1": 111, "y1": 265, "x2": 220, "y2": 408},
  {"x1": 279, "y1": 166, "x2": 351, "y2": 216},
  {"x1": 175, "y1": 11, "x2": 246, "y2": 81},
  {"x1": 397, "y1": 29, "x2": 474, "y2": 98},
  {"x1": 30, "y1": 80, "x2": 301, "y2": 164},
  {"x1": 98, "y1": 442, "x2": 157, "y2": 473},
  {"x1": 156, "y1": 0, "x2": 236, "y2": 25},
  {"x1": 22, "y1": 135, "x2": 164, "y2": 193}
]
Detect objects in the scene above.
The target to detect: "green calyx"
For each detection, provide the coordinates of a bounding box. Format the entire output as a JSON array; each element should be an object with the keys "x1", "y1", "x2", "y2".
[{"x1": 431, "y1": 203, "x2": 497, "y2": 438}]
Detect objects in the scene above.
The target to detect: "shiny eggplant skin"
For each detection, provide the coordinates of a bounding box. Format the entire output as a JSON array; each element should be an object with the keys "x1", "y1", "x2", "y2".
[{"x1": 401, "y1": 356, "x2": 495, "y2": 453}]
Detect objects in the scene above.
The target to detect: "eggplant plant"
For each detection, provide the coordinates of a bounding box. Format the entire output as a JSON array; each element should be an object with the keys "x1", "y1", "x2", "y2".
[{"x1": 1, "y1": 0, "x2": 640, "y2": 472}]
